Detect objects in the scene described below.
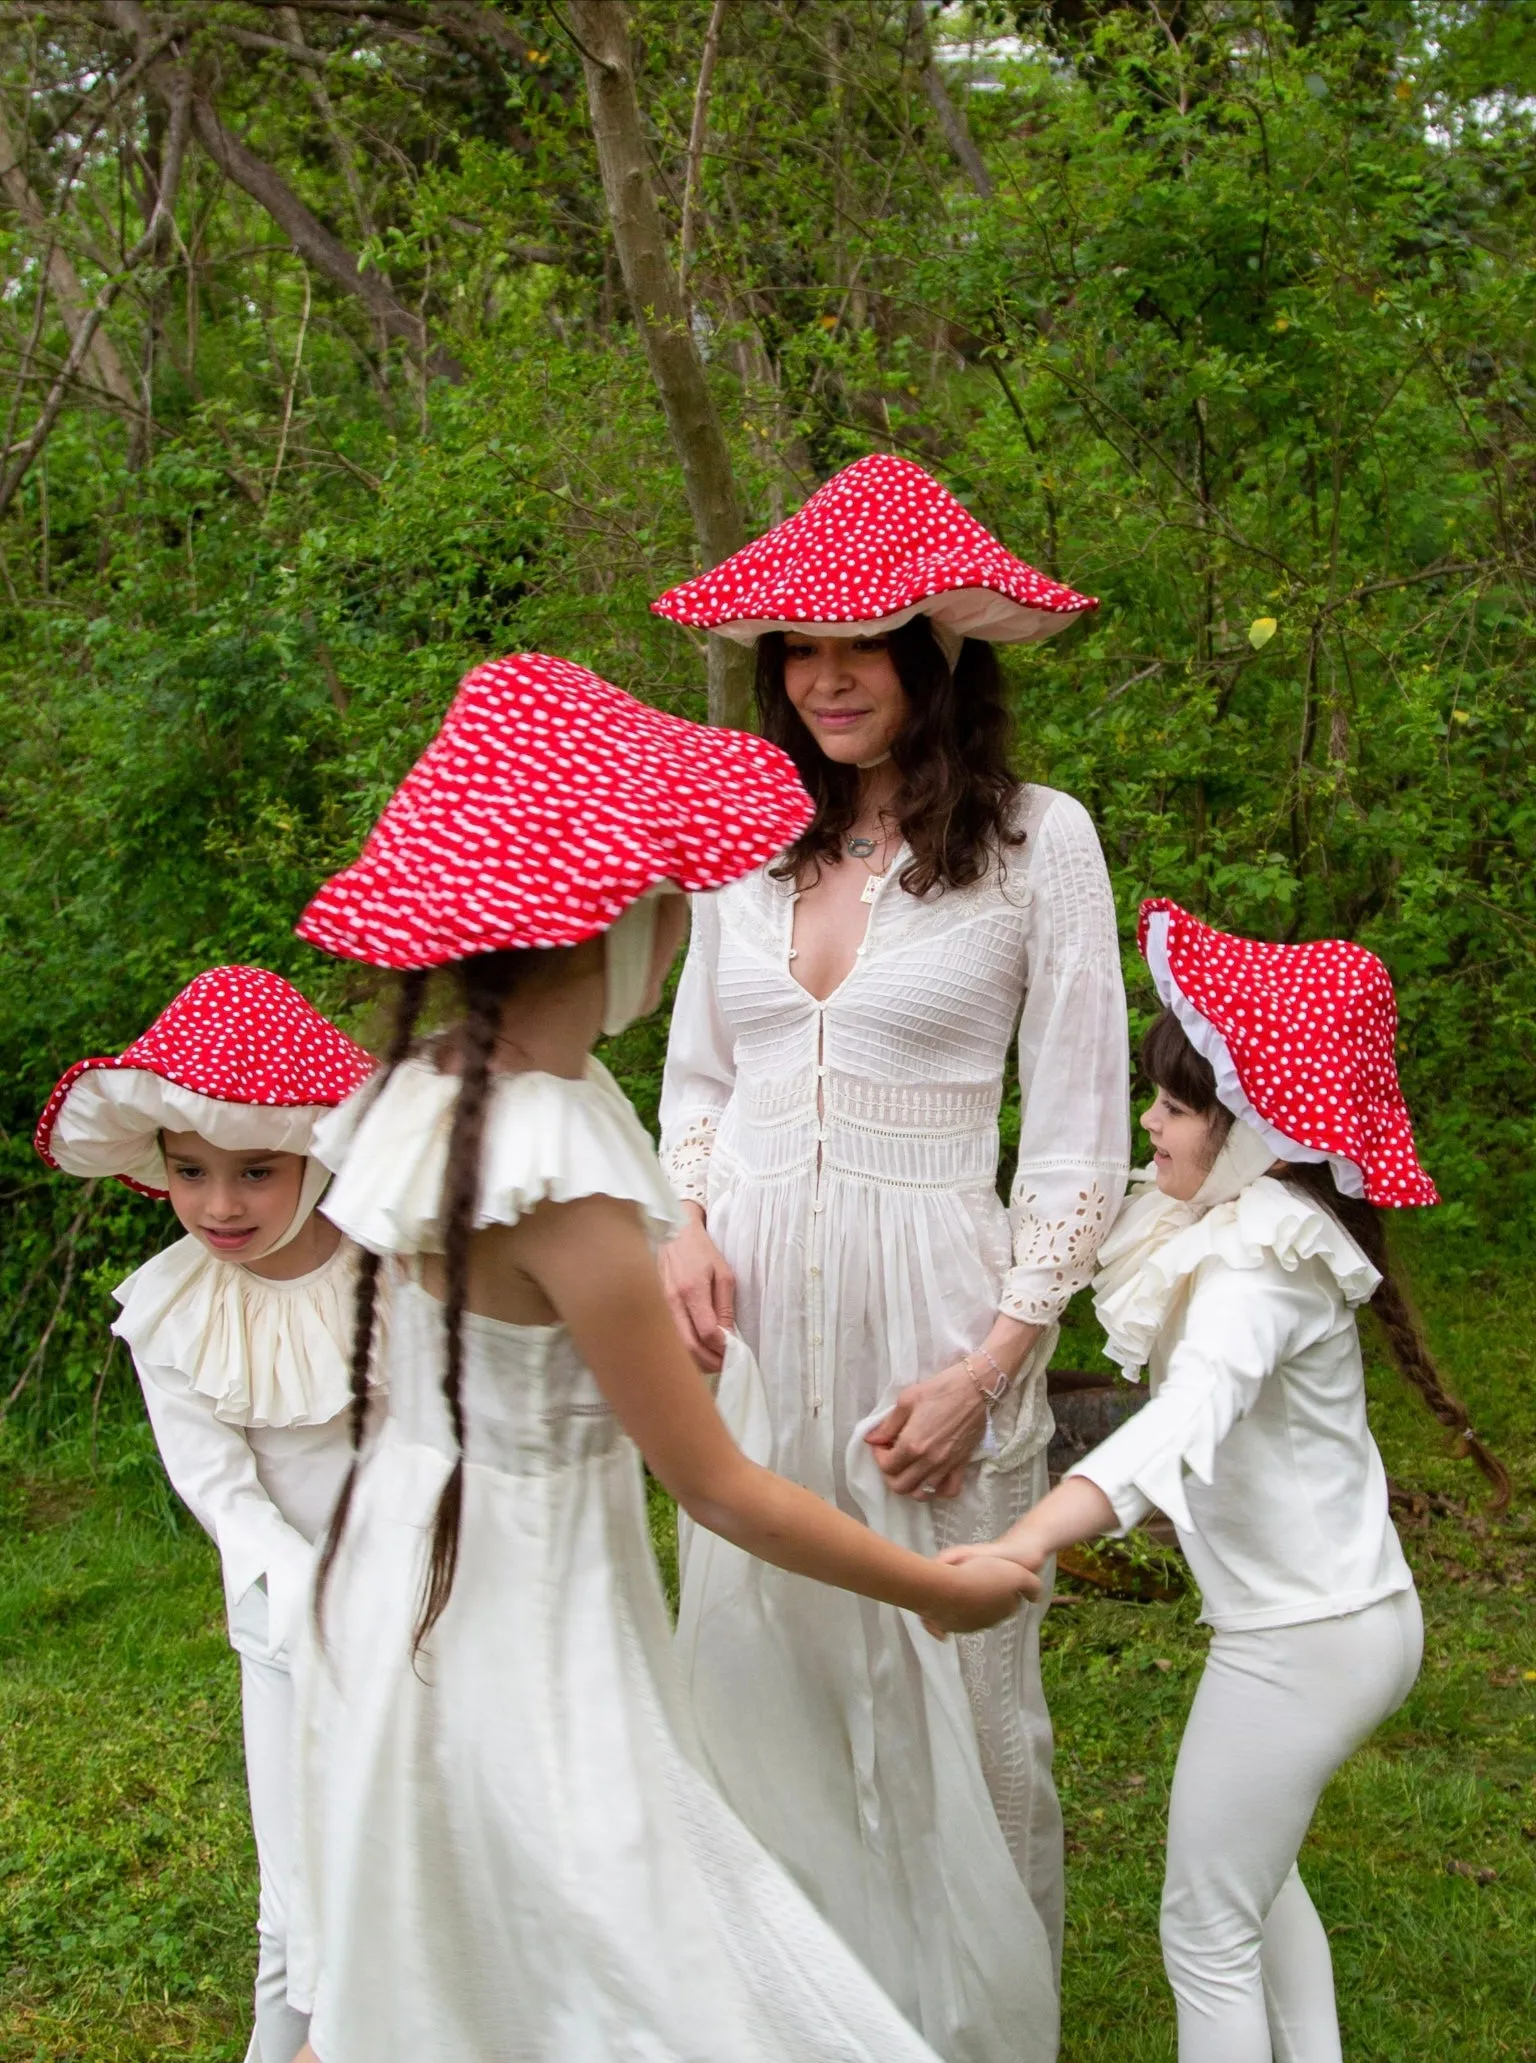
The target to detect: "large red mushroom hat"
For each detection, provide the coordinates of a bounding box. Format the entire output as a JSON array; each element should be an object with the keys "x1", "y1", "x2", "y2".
[
  {"x1": 35, "y1": 967, "x2": 375, "y2": 1198},
  {"x1": 651, "y1": 452, "x2": 1097, "y2": 648},
  {"x1": 1139, "y1": 898, "x2": 1436, "y2": 1208},
  {"x1": 295, "y1": 652, "x2": 814, "y2": 973}
]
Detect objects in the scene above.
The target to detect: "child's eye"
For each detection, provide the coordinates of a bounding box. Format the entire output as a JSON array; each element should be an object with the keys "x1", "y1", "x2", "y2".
[
  {"x1": 172, "y1": 1164, "x2": 204, "y2": 1180},
  {"x1": 242, "y1": 1167, "x2": 273, "y2": 1183}
]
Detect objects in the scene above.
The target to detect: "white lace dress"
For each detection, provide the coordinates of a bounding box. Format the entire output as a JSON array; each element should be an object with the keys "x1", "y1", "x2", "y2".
[
  {"x1": 291, "y1": 1057, "x2": 949, "y2": 2063},
  {"x1": 659, "y1": 785, "x2": 1129, "y2": 2049}
]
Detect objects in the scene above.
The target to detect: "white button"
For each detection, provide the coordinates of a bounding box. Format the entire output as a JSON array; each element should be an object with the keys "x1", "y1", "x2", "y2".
[
  {"x1": 810, "y1": 1266, "x2": 821, "y2": 1278},
  {"x1": 811, "y1": 1335, "x2": 823, "y2": 1347}
]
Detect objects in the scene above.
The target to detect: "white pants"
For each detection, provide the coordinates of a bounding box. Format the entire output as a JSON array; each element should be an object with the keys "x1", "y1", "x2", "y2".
[
  {"x1": 233, "y1": 1593, "x2": 311, "y2": 2063},
  {"x1": 1161, "y1": 1589, "x2": 1422, "y2": 2063}
]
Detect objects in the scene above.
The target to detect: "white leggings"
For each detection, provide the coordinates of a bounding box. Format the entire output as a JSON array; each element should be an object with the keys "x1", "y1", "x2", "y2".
[
  {"x1": 240, "y1": 1644, "x2": 312, "y2": 2063},
  {"x1": 1161, "y1": 1589, "x2": 1423, "y2": 2063}
]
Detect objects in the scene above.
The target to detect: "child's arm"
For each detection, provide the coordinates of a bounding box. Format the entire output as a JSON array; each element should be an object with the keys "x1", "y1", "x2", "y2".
[
  {"x1": 133, "y1": 1361, "x2": 318, "y2": 1655},
  {"x1": 507, "y1": 1194, "x2": 1039, "y2": 1635}
]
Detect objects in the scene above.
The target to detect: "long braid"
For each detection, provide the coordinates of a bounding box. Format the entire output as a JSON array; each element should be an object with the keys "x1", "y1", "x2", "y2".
[
  {"x1": 314, "y1": 968, "x2": 429, "y2": 1635},
  {"x1": 1271, "y1": 1163, "x2": 1511, "y2": 1512},
  {"x1": 411, "y1": 962, "x2": 504, "y2": 1656}
]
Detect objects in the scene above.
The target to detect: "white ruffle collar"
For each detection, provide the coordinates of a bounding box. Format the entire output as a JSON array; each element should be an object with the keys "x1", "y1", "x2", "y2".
[
  {"x1": 314, "y1": 1055, "x2": 682, "y2": 1258},
  {"x1": 1093, "y1": 1172, "x2": 1380, "y2": 1378},
  {"x1": 112, "y1": 1235, "x2": 367, "y2": 1430}
]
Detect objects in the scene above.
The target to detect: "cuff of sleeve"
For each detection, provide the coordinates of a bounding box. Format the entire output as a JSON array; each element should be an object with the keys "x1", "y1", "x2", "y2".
[
  {"x1": 263, "y1": 1531, "x2": 319, "y2": 1661},
  {"x1": 660, "y1": 1111, "x2": 721, "y2": 1210}
]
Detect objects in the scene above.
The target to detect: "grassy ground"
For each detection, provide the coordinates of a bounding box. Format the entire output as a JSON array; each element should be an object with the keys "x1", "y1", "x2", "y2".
[{"x1": 1, "y1": 1230, "x2": 1532, "y2": 2061}]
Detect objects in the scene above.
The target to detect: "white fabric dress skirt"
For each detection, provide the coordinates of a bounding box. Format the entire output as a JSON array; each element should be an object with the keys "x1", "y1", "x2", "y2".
[{"x1": 292, "y1": 1059, "x2": 950, "y2": 2063}]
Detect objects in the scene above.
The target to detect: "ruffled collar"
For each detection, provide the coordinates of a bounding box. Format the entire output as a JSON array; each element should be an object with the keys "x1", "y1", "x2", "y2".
[
  {"x1": 112, "y1": 1234, "x2": 372, "y2": 1429},
  {"x1": 314, "y1": 1055, "x2": 682, "y2": 1258},
  {"x1": 1093, "y1": 1171, "x2": 1380, "y2": 1378}
]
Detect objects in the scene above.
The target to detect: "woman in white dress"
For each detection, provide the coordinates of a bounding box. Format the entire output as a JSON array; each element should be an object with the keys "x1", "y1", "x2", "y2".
[
  {"x1": 286, "y1": 653, "x2": 1038, "y2": 2063},
  {"x1": 653, "y1": 455, "x2": 1130, "y2": 2055}
]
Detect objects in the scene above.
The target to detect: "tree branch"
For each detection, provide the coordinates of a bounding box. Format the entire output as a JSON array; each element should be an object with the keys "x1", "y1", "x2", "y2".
[
  {"x1": 680, "y1": 0, "x2": 727, "y2": 298},
  {"x1": 906, "y1": 1, "x2": 993, "y2": 199}
]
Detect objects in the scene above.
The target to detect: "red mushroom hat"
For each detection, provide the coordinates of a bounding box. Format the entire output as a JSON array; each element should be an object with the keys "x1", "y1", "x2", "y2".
[
  {"x1": 36, "y1": 967, "x2": 375, "y2": 1197},
  {"x1": 295, "y1": 652, "x2": 814, "y2": 971},
  {"x1": 1139, "y1": 899, "x2": 1436, "y2": 1208},
  {"x1": 651, "y1": 453, "x2": 1097, "y2": 647}
]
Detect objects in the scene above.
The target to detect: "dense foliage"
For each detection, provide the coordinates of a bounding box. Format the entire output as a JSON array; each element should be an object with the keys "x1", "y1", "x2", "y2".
[{"x1": 2, "y1": 0, "x2": 1533, "y2": 1432}]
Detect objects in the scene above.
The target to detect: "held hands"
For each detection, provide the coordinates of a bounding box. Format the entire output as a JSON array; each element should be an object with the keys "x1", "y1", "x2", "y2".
[
  {"x1": 921, "y1": 1551, "x2": 1040, "y2": 1638},
  {"x1": 660, "y1": 1207, "x2": 735, "y2": 1374}
]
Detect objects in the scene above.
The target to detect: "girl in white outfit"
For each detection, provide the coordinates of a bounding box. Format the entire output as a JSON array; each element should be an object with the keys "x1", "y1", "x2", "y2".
[
  {"x1": 284, "y1": 653, "x2": 1036, "y2": 2063},
  {"x1": 34, "y1": 965, "x2": 378, "y2": 2063},
  {"x1": 653, "y1": 454, "x2": 1127, "y2": 2054},
  {"x1": 946, "y1": 897, "x2": 1508, "y2": 2063}
]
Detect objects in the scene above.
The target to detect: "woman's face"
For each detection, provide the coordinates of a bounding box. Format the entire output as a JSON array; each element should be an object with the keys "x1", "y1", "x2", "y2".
[
  {"x1": 781, "y1": 633, "x2": 908, "y2": 767},
  {"x1": 161, "y1": 1128, "x2": 305, "y2": 1262},
  {"x1": 1140, "y1": 1088, "x2": 1224, "y2": 1202}
]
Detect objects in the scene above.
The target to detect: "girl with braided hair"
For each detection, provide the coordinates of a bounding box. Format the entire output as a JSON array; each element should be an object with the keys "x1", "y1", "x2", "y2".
[
  {"x1": 33, "y1": 967, "x2": 379, "y2": 2063},
  {"x1": 285, "y1": 656, "x2": 1045, "y2": 2063},
  {"x1": 945, "y1": 900, "x2": 1508, "y2": 2063}
]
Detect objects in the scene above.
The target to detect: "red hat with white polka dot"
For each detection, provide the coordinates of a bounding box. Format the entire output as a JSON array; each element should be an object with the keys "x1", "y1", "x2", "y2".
[
  {"x1": 1139, "y1": 899, "x2": 1435, "y2": 1208},
  {"x1": 295, "y1": 652, "x2": 814, "y2": 971},
  {"x1": 651, "y1": 453, "x2": 1097, "y2": 646},
  {"x1": 35, "y1": 966, "x2": 375, "y2": 1197}
]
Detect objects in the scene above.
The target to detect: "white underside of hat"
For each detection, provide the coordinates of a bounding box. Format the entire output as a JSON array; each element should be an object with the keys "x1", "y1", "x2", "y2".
[
  {"x1": 50, "y1": 1068, "x2": 329, "y2": 1190},
  {"x1": 707, "y1": 590, "x2": 1088, "y2": 649}
]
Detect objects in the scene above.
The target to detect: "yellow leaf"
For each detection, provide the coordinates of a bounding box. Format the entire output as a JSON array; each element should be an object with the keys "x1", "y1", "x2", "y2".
[
  {"x1": 819, "y1": 314, "x2": 839, "y2": 330},
  {"x1": 1248, "y1": 617, "x2": 1278, "y2": 649},
  {"x1": 1272, "y1": 317, "x2": 1290, "y2": 333}
]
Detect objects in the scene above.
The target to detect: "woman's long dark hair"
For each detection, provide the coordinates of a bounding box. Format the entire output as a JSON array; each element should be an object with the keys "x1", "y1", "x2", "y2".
[
  {"x1": 315, "y1": 948, "x2": 536, "y2": 1654},
  {"x1": 756, "y1": 616, "x2": 1024, "y2": 896},
  {"x1": 1140, "y1": 1008, "x2": 1510, "y2": 1511}
]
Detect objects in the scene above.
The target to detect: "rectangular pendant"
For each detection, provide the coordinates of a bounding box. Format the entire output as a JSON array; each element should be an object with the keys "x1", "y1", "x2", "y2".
[{"x1": 860, "y1": 874, "x2": 880, "y2": 904}]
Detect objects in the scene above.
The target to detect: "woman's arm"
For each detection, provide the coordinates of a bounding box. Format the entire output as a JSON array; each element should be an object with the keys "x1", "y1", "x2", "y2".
[
  {"x1": 657, "y1": 892, "x2": 739, "y2": 1369},
  {"x1": 511, "y1": 1194, "x2": 1039, "y2": 1633}
]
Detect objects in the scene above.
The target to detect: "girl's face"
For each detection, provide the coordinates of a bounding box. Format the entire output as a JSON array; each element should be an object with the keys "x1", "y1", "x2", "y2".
[
  {"x1": 161, "y1": 1129, "x2": 305, "y2": 1263},
  {"x1": 781, "y1": 634, "x2": 908, "y2": 768},
  {"x1": 1141, "y1": 1088, "x2": 1224, "y2": 1202}
]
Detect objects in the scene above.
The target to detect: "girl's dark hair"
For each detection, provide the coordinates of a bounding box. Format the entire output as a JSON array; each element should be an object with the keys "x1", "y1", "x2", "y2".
[
  {"x1": 1139, "y1": 1007, "x2": 1510, "y2": 1511},
  {"x1": 316, "y1": 948, "x2": 536, "y2": 1655},
  {"x1": 756, "y1": 616, "x2": 1024, "y2": 897}
]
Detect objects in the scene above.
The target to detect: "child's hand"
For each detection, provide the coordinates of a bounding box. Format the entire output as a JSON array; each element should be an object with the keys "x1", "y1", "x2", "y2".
[
  {"x1": 938, "y1": 1533, "x2": 1051, "y2": 1578},
  {"x1": 921, "y1": 1553, "x2": 1039, "y2": 1638}
]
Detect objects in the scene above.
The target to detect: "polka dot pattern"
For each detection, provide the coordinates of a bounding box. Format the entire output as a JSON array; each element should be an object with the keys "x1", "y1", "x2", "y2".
[
  {"x1": 34, "y1": 966, "x2": 375, "y2": 1195},
  {"x1": 295, "y1": 653, "x2": 815, "y2": 970},
  {"x1": 1138, "y1": 898, "x2": 1436, "y2": 1209},
  {"x1": 651, "y1": 452, "x2": 1097, "y2": 642}
]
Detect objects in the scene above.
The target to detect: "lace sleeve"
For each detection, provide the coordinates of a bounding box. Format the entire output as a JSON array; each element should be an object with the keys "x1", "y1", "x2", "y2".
[
  {"x1": 658, "y1": 891, "x2": 737, "y2": 1210},
  {"x1": 1002, "y1": 792, "x2": 1131, "y2": 1327}
]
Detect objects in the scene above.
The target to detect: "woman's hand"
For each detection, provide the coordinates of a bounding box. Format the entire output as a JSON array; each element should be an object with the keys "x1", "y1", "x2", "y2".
[
  {"x1": 864, "y1": 1362, "x2": 987, "y2": 1499},
  {"x1": 660, "y1": 1204, "x2": 735, "y2": 1374},
  {"x1": 920, "y1": 1553, "x2": 1040, "y2": 1637}
]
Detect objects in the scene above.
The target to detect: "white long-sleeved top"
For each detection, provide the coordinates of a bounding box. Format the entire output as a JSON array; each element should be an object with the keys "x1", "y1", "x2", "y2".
[
  {"x1": 1070, "y1": 1175, "x2": 1415, "y2": 1633},
  {"x1": 112, "y1": 1234, "x2": 368, "y2": 1660}
]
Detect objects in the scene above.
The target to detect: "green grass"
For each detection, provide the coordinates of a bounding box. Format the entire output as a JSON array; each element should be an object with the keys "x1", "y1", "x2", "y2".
[{"x1": 2, "y1": 1234, "x2": 1533, "y2": 2060}]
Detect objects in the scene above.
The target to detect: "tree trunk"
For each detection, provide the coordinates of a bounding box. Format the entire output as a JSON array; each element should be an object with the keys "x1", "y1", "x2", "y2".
[
  {"x1": 907, "y1": 1, "x2": 994, "y2": 199},
  {"x1": 568, "y1": 0, "x2": 751, "y2": 728},
  {"x1": 0, "y1": 104, "x2": 139, "y2": 411}
]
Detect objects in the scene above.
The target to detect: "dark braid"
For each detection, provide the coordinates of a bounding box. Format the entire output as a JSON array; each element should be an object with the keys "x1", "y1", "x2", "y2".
[
  {"x1": 314, "y1": 968, "x2": 429, "y2": 1636},
  {"x1": 1272, "y1": 1163, "x2": 1511, "y2": 1512},
  {"x1": 410, "y1": 949, "x2": 534, "y2": 1656},
  {"x1": 1140, "y1": 1008, "x2": 1510, "y2": 1512}
]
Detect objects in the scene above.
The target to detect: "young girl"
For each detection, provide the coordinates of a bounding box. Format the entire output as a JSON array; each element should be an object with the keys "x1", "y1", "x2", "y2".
[
  {"x1": 34, "y1": 966, "x2": 377, "y2": 2063},
  {"x1": 947, "y1": 898, "x2": 1508, "y2": 2063},
  {"x1": 285, "y1": 654, "x2": 1042, "y2": 2063}
]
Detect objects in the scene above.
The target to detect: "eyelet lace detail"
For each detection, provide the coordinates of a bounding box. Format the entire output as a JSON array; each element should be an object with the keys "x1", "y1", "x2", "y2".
[
  {"x1": 661, "y1": 1111, "x2": 720, "y2": 1206},
  {"x1": 1003, "y1": 1176, "x2": 1114, "y2": 1321}
]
